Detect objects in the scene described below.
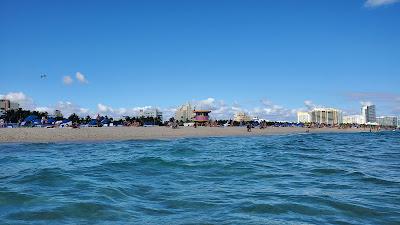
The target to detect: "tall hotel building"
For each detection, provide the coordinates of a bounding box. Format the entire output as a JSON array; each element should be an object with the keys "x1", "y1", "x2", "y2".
[
  {"x1": 361, "y1": 104, "x2": 376, "y2": 124},
  {"x1": 310, "y1": 108, "x2": 343, "y2": 125}
]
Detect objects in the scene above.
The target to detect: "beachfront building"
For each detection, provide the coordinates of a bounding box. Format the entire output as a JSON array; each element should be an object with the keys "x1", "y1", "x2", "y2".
[
  {"x1": 376, "y1": 116, "x2": 397, "y2": 127},
  {"x1": 0, "y1": 99, "x2": 20, "y2": 111},
  {"x1": 193, "y1": 110, "x2": 211, "y2": 125},
  {"x1": 175, "y1": 103, "x2": 194, "y2": 122},
  {"x1": 310, "y1": 108, "x2": 343, "y2": 125},
  {"x1": 1, "y1": 99, "x2": 19, "y2": 117},
  {"x1": 138, "y1": 109, "x2": 163, "y2": 120},
  {"x1": 343, "y1": 115, "x2": 365, "y2": 124},
  {"x1": 233, "y1": 112, "x2": 251, "y2": 122},
  {"x1": 361, "y1": 104, "x2": 376, "y2": 124},
  {"x1": 297, "y1": 111, "x2": 311, "y2": 123}
]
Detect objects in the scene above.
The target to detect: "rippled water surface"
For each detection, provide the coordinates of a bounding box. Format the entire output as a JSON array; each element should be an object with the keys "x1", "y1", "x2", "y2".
[{"x1": 1, "y1": 132, "x2": 399, "y2": 224}]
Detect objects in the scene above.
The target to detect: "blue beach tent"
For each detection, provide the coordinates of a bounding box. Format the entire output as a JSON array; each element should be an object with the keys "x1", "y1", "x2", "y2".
[
  {"x1": 88, "y1": 119, "x2": 98, "y2": 126},
  {"x1": 22, "y1": 115, "x2": 42, "y2": 127},
  {"x1": 46, "y1": 118, "x2": 56, "y2": 124},
  {"x1": 101, "y1": 118, "x2": 110, "y2": 125},
  {"x1": 23, "y1": 115, "x2": 38, "y2": 122}
]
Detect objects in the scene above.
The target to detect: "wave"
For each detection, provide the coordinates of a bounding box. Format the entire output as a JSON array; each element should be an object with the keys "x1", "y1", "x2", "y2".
[
  {"x1": 15, "y1": 168, "x2": 73, "y2": 187},
  {"x1": 310, "y1": 168, "x2": 348, "y2": 175}
]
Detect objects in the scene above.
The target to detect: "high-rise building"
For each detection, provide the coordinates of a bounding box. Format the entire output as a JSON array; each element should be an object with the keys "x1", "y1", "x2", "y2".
[
  {"x1": 376, "y1": 116, "x2": 397, "y2": 127},
  {"x1": 175, "y1": 103, "x2": 194, "y2": 122},
  {"x1": 310, "y1": 108, "x2": 343, "y2": 125},
  {"x1": 361, "y1": 105, "x2": 376, "y2": 124},
  {"x1": 343, "y1": 115, "x2": 365, "y2": 124},
  {"x1": 297, "y1": 111, "x2": 311, "y2": 123}
]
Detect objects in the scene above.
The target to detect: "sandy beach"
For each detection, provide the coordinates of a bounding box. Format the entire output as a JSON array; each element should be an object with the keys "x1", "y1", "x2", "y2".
[{"x1": 0, "y1": 126, "x2": 368, "y2": 143}]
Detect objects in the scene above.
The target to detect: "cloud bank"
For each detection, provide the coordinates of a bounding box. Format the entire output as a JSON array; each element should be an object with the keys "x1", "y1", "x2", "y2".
[
  {"x1": 0, "y1": 92, "x2": 35, "y2": 109},
  {"x1": 5, "y1": 91, "x2": 397, "y2": 121}
]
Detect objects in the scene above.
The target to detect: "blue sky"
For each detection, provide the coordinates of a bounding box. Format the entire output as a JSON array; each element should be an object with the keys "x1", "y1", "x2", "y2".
[{"x1": 1, "y1": 0, "x2": 399, "y2": 120}]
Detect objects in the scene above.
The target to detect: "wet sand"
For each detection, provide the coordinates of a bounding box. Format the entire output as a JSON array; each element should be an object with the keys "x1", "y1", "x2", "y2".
[{"x1": 0, "y1": 126, "x2": 368, "y2": 143}]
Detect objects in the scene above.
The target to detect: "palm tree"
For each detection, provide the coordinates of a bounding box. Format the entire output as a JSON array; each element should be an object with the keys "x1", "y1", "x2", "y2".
[{"x1": 68, "y1": 113, "x2": 80, "y2": 123}]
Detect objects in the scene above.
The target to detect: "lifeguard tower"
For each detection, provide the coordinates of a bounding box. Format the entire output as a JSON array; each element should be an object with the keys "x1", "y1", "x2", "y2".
[{"x1": 193, "y1": 110, "x2": 211, "y2": 126}]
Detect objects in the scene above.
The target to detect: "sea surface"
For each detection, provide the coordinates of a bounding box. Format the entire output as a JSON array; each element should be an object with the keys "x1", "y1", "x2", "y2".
[{"x1": 0, "y1": 132, "x2": 399, "y2": 225}]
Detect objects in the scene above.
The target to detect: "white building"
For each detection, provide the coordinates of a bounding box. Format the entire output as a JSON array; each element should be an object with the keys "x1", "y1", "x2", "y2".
[
  {"x1": 343, "y1": 115, "x2": 365, "y2": 124},
  {"x1": 175, "y1": 103, "x2": 194, "y2": 122},
  {"x1": 138, "y1": 108, "x2": 163, "y2": 120},
  {"x1": 361, "y1": 104, "x2": 376, "y2": 124},
  {"x1": 233, "y1": 112, "x2": 251, "y2": 122},
  {"x1": 376, "y1": 116, "x2": 397, "y2": 127},
  {"x1": 310, "y1": 108, "x2": 343, "y2": 125},
  {"x1": 297, "y1": 111, "x2": 311, "y2": 123}
]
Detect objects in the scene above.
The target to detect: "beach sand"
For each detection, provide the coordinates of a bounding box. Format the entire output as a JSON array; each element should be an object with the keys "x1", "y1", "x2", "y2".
[{"x1": 0, "y1": 126, "x2": 367, "y2": 143}]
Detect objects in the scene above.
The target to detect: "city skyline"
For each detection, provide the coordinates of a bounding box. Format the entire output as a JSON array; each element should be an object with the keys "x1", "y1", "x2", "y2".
[
  {"x1": 1, "y1": 0, "x2": 399, "y2": 120},
  {"x1": 0, "y1": 93, "x2": 396, "y2": 122}
]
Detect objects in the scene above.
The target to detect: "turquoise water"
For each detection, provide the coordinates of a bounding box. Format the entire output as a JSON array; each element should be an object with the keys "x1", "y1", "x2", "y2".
[{"x1": 0, "y1": 132, "x2": 399, "y2": 224}]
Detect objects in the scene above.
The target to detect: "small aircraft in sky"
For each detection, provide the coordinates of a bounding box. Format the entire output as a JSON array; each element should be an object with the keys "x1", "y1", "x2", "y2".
[{"x1": 40, "y1": 74, "x2": 47, "y2": 79}]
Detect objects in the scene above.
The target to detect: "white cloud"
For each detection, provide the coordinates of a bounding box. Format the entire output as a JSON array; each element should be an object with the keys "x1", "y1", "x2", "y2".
[
  {"x1": 0, "y1": 92, "x2": 35, "y2": 109},
  {"x1": 56, "y1": 101, "x2": 89, "y2": 117},
  {"x1": 364, "y1": 0, "x2": 399, "y2": 7},
  {"x1": 192, "y1": 98, "x2": 230, "y2": 119},
  {"x1": 304, "y1": 100, "x2": 316, "y2": 110},
  {"x1": 189, "y1": 97, "x2": 297, "y2": 121},
  {"x1": 63, "y1": 76, "x2": 73, "y2": 85},
  {"x1": 161, "y1": 107, "x2": 177, "y2": 120},
  {"x1": 0, "y1": 92, "x2": 92, "y2": 117},
  {"x1": 34, "y1": 101, "x2": 90, "y2": 117},
  {"x1": 360, "y1": 101, "x2": 374, "y2": 107},
  {"x1": 97, "y1": 103, "x2": 114, "y2": 114},
  {"x1": 253, "y1": 99, "x2": 295, "y2": 121},
  {"x1": 34, "y1": 106, "x2": 52, "y2": 112},
  {"x1": 97, "y1": 103, "x2": 157, "y2": 118},
  {"x1": 76, "y1": 72, "x2": 88, "y2": 84}
]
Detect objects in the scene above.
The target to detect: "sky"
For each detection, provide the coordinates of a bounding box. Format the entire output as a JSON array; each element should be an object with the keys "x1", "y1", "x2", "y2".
[{"x1": 1, "y1": 0, "x2": 399, "y2": 120}]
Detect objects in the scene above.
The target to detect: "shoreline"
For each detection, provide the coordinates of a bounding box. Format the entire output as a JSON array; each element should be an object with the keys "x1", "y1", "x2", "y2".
[{"x1": 0, "y1": 126, "x2": 371, "y2": 143}]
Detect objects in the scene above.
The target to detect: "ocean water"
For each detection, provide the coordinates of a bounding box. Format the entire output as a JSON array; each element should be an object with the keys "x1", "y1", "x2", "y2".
[{"x1": 0, "y1": 132, "x2": 399, "y2": 225}]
